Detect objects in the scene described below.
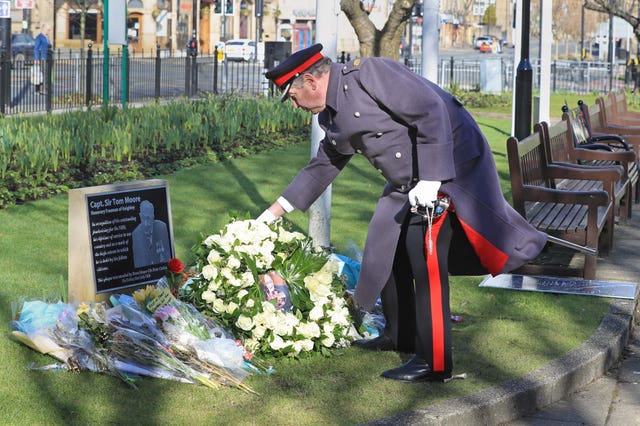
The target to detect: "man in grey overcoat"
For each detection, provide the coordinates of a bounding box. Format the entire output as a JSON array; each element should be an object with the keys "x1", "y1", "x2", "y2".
[{"x1": 259, "y1": 44, "x2": 547, "y2": 382}]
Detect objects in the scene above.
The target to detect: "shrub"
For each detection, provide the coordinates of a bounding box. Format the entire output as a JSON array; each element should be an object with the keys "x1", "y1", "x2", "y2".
[{"x1": 0, "y1": 96, "x2": 310, "y2": 207}]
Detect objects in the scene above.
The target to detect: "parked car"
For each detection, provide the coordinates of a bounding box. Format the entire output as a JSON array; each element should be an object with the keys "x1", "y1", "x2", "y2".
[
  {"x1": 474, "y1": 35, "x2": 503, "y2": 50},
  {"x1": 4, "y1": 33, "x2": 36, "y2": 66},
  {"x1": 474, "y1": 36, "x2": 492, "y2": 49},
  {"x1": 224, "y1": 39, "x2": 264, "y2": 61},
  {"x1": 225, "y1": 39, "x2": 256, "y2": 61},
  {"x1": 479, "y1": 42, "x2": 493, "y2": 53}
]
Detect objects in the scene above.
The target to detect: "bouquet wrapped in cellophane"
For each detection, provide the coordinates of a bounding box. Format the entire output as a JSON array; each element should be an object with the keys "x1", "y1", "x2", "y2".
[{"x1": 10, "y1": 281, "x2": 262, "y2": 393}]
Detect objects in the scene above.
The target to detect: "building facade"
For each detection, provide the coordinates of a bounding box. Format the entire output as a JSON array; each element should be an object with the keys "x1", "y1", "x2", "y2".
[{"x1": 5, "y1": 0, "x2": 608, "y2": 58}]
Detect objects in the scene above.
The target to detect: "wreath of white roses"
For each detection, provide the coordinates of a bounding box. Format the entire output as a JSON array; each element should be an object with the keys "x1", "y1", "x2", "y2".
[{"x1": 187, "y1": 218, "x2": 357, "y2": 358}]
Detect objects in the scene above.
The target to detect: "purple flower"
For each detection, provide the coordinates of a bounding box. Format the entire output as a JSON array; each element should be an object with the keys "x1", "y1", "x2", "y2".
[{"x1": 153, "y1": 305, "x2": 180, "y2": 322}]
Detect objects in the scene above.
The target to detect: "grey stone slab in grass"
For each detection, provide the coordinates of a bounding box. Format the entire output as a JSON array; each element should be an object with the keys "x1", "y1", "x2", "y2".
[{"x1": 479, "y1": 274, "x2": 639, "y2": 300}]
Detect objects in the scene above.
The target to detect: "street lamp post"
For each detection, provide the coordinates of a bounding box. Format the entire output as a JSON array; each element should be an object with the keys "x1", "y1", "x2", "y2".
[
  {"x1": 103, "y1": 0, "x2": 109, "y2": 107},
  {"x1": 580, "y1": 1, "x2": 585, "y2": 60},
  {"x1": 255, "y1": 0, "x2": 263, "y2": 57},
  {"x1": 514, "y1": 0, "x2": 533, "y2": 140}
]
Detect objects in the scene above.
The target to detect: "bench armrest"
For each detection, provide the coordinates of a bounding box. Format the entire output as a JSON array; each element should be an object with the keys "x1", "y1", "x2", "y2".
[
  {"x1": 521, "y1": 185, "x2": 610, "y2": 206},
  {"x1": 588, "y1": 134, "x2": 630, "y2": 150},
  {"x1": 546, "y1": 163, "x2": 622, "y2": 182},
  {"x1": 603, "y1": 123, "x2": 640, "y2": 135},
  {"x1": 572, "y1": 147, "x2": 636, "y2": 163},
  {"x1": 579, "y1": 143, "x2": 614, "y2": 152}
]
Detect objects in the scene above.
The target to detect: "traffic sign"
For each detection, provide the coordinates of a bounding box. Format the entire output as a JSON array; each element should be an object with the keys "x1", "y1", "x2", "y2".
[
  {"x1": 0, "y1": 1, "x2": 10, "y2": 18},
  {"x1": 16, "y1": 0, "x2": 35, "y2": 9}
]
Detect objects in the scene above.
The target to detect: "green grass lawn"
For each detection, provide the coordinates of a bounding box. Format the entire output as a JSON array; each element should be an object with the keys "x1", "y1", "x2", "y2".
[{"x1": 0, "y1": 102, "x2": 614, "y2": 425}]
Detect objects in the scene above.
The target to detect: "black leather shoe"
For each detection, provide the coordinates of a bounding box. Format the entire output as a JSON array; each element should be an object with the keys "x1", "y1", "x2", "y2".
[
  {"x1": 352, "y1": 335, "x2": 396, "y2": 351},
  {"x1": 381, "y1": 355, "x2": 452, "y2": 383}
]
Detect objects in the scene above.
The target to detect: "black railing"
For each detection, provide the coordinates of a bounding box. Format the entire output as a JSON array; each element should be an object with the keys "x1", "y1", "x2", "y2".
[{"x1": 0, "y1": 45, "x2": 632, "y2": 117}]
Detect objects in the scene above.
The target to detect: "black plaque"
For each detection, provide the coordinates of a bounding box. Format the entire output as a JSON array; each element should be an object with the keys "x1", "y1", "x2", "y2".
[{"x1": 86, "y1": 185, "x2": 174, "y2": 293}]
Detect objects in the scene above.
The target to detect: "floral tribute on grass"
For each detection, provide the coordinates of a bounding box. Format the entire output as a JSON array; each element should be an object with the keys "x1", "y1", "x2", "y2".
[
  {"x1": 183, "y1": 217, "x2": 361, "y2": 358},
  {"x1": 10, "y1": 277, "x2": 260, "y2": 393}
]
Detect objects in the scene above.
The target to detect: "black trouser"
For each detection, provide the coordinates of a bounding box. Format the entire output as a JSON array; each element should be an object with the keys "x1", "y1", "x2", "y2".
[{"x1": 381, "y1": 209, "x2": 453, "y2": 373}]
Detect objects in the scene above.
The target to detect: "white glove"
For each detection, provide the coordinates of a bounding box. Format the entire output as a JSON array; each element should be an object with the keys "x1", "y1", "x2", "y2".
[
  {"x1": 408, "y1": 180, "x2": 441, "y2": 208},
  {"x1": 256, "y1": 209, "x2": 277, "y2": 224}
]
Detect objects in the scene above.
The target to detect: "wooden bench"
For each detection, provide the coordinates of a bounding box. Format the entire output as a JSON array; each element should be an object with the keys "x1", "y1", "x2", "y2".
[
  {"x1": 602, "y1": 90, "x2": 640, "y2": 125},
  {"x1": 507, "y1": 128, "x2": 615, "y2": 279},
  {"x1": 578, "y1": 99, "x2": 640, "y2": 157},
  {"x1": 557, "y1": 108, "x2": 638, "y2": 209},
  {"x1": 539, "y1": 120, "x2": 627, "y2": 247}
]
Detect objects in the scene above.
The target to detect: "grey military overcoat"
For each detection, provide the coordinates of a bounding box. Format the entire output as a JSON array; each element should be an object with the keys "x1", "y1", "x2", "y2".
[{"x1": 281, "y1": 58, "x2": 547, "y2": 310}]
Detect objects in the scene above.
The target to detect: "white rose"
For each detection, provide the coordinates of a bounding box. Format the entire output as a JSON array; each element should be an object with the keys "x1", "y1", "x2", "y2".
[
  {"x1": 227, "y1": 255, "x2": 241, "y2": 270},
  {"x1": 323, "y1": 322, "x2": 336, "y2": 335},
  {"x1": 201, "y1": 290, "x2": 216, "y2": 303},
  {"x1": 203, "y1": 234, "x2": 220, "y2": 247},
  {"x1": 207, "y1": 279, "x2": 220, "y2": 292},
  {"x1": 263, "y1": 311, "x2": 279, "y2": 331},
  {"x1": 201, "y1": 265, "x2": 218, "y2": 281},
  {"x1": 305, "y1": 274, "x2": 332, "y2": 300},
  {"x1": 322, "y1": 334, "x2": 335, "y2": 347},
  {"x1": 274, "y1": 319, "x2": 294, "y2": 337},
  {"x1": 309, "y1": 305, "x2": 324, "y2": 321},
  {"x1": 293, "y1": 339, "x2": 314, "y2": 353},
  {"x1": 221, "y1": 267, "x2": 235, "y2": 282},
  {"x1": 328, "y1": 308, "x2": 350, "y2": 326},
  {"x1": 284, "y1": 313, "x2": 300, "y2": 327},
  {"x1": 207, "y1": 250, "x2": 221, "y2": 264},
  {"x1": 246, "y1": 298, "x2": 255, "y2": 308},
  {"x1": 244, "y1": 338, "x2": 259, "y2": 352},
  {"x1": 269, "y1": 335, "x2": 286, "y2": 350},
  {"x1": 229, "y1": 276, "x2": 244, "y2": 287},
  {"x1": 226, "y1": 302, "x2": 239, "y2": 314},
  {"x1": 237, "y1": 289, "x2": 248, "y2": 300},
  {"x1": 240, "y1": 271, "x2": 255, "y2": 287},
  {"x1": 236, "y1": 315, "x2": 254, "y2": 331},
  {"x1": 261, "y1": 301, "x2": 276, "y2": 313},
  {"x1": 252, "y1": 325, "x2": 266, "y2": 339},
  {"x1": 297, "y1": 321, "x2": 321, "y2": 339},
  {"x1": 213, "y1": 298, "x2": 226, "y2": 313}
]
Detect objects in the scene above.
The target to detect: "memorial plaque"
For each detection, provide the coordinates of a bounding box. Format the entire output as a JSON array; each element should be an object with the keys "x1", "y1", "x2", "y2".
[
  {"x1": 479, "y1": 274, "x2": 639, "y2": 300},
  {"x1": 68, "y1": 180, "x2": 175, "y2": 302}
]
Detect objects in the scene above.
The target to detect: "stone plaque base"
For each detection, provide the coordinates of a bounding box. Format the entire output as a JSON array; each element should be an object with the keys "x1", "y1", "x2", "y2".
[{"x1": 479, "y1": 274, "x2": 639, "y2": 300}]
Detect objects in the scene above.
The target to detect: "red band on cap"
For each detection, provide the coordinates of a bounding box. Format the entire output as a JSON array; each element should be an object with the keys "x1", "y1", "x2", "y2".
[{"x1": 273, "y1": 52, "x2": 324, "y2": 87}]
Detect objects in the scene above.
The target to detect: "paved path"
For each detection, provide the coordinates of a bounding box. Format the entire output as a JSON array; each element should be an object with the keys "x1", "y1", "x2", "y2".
[{"x1": 507, "y1": 212, "x2": 640, "y2": 426}]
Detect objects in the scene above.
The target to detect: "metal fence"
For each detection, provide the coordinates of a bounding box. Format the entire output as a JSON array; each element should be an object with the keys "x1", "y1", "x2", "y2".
[
  {"x1": 406, "y1": 56, "x2": 628, "y2": 95},
  {"x1": 0, "y1": 46, "x2": 632, "y2": 117}
]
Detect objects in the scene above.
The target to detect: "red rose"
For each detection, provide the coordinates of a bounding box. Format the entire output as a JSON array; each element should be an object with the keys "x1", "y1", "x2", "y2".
[{"x1": 167, "y1": 258, "x2": 184, "y2": 274}]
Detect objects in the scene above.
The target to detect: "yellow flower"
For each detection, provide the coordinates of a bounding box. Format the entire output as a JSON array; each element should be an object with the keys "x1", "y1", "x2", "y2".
[
  {"x1": 76, "y1": 303, "x2": 90, "y2": 315},
  {"x1": 132, "y1": 284, "x2": 159, "y2": 306}
]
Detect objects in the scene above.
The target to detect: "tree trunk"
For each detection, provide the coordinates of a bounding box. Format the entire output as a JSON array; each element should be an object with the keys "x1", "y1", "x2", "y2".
[{"x1": 340, "y1": 0, "x2": 415, "y2": 59}]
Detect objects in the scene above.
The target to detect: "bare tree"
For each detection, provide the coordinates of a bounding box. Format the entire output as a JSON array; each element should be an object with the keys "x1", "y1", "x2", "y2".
[
  {"x1": 584, "y1": 0, "x2": 640, "y2": 45},
  {"x1": 340, "y1": 0, "x2": 417, "y2": 58},
  {"x1": 55, "y1": 0, "x2": 100, "y2": 51},
  {"x1": 441, "y1": 0, "x2": 476, "y2": 47}
]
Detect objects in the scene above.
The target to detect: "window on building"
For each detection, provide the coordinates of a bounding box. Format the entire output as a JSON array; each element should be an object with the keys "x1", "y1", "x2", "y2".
[{"x1": 69, "y1": 10, "x2": 98, "y2": 40}]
